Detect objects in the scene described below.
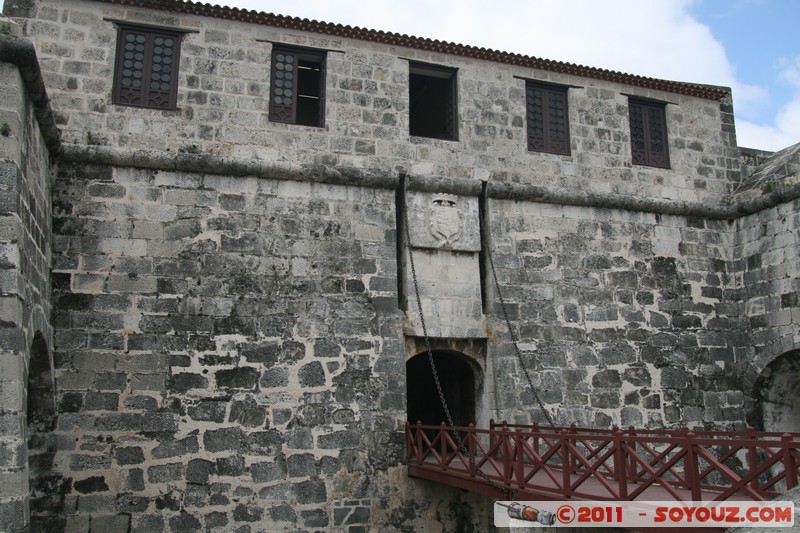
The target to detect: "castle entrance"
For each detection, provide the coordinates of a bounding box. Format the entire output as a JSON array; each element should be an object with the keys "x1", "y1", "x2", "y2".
[
  {"x1": 406, "y1": 350, "x2": 476, "y2": 427},
  {"x1": 752, "y1": 349, "x2": 800, "y2": 432}
]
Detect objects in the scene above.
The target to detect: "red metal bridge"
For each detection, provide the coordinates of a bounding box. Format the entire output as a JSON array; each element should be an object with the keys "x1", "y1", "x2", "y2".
[{"x1": 406, "y1": 420, "x2": 800, "y2": 502}]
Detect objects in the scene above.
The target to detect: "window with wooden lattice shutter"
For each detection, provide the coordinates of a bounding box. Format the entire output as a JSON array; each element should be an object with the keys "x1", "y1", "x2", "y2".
[
  {"x1": 269, "y1": 46, "x2": 326, "y2": 127},
  {"x1": 526, "y1": 81, "x2": 570, "y2": 155},
  {"x1": 112, "y1": 24, "x2": 183, "y2": 110},
  {"x1": 628, "y1": 98, "x2": 670, "y2": 168}
]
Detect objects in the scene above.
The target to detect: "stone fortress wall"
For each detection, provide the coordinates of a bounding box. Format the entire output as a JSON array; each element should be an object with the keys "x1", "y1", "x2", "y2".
[
  {"x1": 0, "y1": 18, "x2": 56, "y2": 533},
  {"x1": 0, "y1": 0, "x2": 798, "y2": 531}
]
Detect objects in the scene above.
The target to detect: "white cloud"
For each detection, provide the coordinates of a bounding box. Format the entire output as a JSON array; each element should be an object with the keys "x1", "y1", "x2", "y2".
[
  {"x1": 735, "y1": 55, "x2": 800, "y2": 150},
  {"x1": 778, "y1": 55, "x2": 800, "y2": 87},
  {"x1": 775, "y1": 98, "x2": 800, "y2": 140},
  {"x1": 776, "y1": 56, "x2": 800, "y2": 139},
  {"x1": 734, "y1": 120, "x2": 798, "y2": 151}
]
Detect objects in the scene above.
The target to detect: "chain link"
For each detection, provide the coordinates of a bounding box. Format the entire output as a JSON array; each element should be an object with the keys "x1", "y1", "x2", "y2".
[
  {"x1": 488, "y1": 249, "x2": 556, "y2": 427},
  {"x1": 402, "y1": 201, "x2": 511, "y2": 497}
]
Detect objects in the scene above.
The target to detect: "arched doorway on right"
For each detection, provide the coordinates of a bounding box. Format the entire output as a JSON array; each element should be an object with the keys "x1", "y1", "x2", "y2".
[{"x1": 751, "y1": 349, "x2": 800, "y2": 432}]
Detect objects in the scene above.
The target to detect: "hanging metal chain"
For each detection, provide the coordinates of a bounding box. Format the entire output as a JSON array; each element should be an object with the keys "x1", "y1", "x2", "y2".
[
  {"x1": 402, "y1": 200, "x2": 511, "y2": 498},
  {"x1": 487, "y1": 250, "x2": 556, "y2": 427}
]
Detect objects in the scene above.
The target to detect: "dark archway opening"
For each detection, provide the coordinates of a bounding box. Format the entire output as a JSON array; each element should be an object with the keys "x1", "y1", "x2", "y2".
[
  {"x1": 751, "y1": 349, "x2": 800, "y2": 432},
  {"x1": 407, "y1": 351, "x2": 476, "y2": 427},
  {"x1": 27, "y1": 332, "x2": 65, "y2": 532}
]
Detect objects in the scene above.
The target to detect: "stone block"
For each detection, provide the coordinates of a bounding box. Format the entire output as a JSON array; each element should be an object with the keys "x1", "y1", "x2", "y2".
[
  {"x1": 298, "y1": 361, "x2": 325, "y2": 387},
  {"x1": 302, "y1": 508, "x2": 329, "y2": 528},
  {"x1": 215, "y1": 367, "x2": 258, "y2": 390},
  {"x1": 115, "y1": 446, "x2": 144, "y2": 466},
  {"x1": 152, "y1": 436, "x2": 199, "y2": 459},
  {"x1": 142, "y1": 412, "x2": 178, "y2": 433},
  {"x1": 267, "y1": 501, "x2": 297, "y2": 523},
  {"x1": 293, "y1": 478, "x2": 327, "y2": 504},
  {"x1": 259, "y1": 366, "x2": 289, "y2": 388},
  {"x1": 168, "y1": 512, "x2": 201, "y2": 532},
  {"x1": 591, "y1": 369, "x2": 621, "y2": 388},
  {"x1": 623, "y1": 366, "x2": 651, "y2": 386},
  {"x1": 204, "y1": 427, "x2": 246, "y2": 452},
  {"x1": 204, "y1": 511, "x2": 228, "y2": 529},
  {"x1": 187, "y1": 400, "x2": 226, "y2": 423},
  {"x1": 186, "y1": 458, "x2": 213, "y2": 484},
  {"x1": 214, "y1": 456, "x2": 244, "y2": 477},
  {"x1": 73, "y1": 476, "x2": 108, "y2": 493},
  {"x1": 147, "y1": 463, "x2": 183, "y2": 483},
  {"x1": 318, "y1": 429, "x2": 361, "y2": 449},
  {"x1": 661, "y1": 367, "x2": 692, "y2": 389},
  {"x1": 287, "y1": 453, "x2": 316, "y2": 478},
  {"x1": 233, "y1": 503, "x2": 263, "y2": 522},
  {"x1": 131, "y1": 514, "x2": 164, "y2": 533},
  {"x1": 250, "y1": 459, "x2": 286, "y2": 483}
]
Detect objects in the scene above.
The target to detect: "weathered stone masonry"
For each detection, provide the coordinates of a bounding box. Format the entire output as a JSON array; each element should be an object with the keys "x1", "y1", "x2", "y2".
[
  {"x1": 0, "y1": 0, "x2": 799, "y2": 531},
  {"x1": 0, "y1": 23, "x2": 57, "y2": 533}
]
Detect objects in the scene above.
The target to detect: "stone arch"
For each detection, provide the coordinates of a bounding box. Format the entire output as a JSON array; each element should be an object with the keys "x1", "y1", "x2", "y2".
[
  {"x1": 749, "y1": 349, "x2": 800, "y2": 432},
  {"x1": 406, "y1": 349, "x2": 480, "y2": 428},
  {"x1": 26, "y1": 331, "x2": 60, "y2": 524}
]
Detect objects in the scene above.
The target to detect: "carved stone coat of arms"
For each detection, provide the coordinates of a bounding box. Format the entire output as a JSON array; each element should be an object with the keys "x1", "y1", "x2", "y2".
[{"x1": 430, "y1": 194, "x2": 462, "y2": 246}]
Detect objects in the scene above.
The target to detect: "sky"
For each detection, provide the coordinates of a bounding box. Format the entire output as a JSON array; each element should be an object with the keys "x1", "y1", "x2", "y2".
[{"x1": 2, "y1": 0, "x2": 798, "y2": 151}]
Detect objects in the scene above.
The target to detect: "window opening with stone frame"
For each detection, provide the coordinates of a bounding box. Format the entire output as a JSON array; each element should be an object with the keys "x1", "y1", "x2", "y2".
[
  {"x1": 112, "y1": 24, "x2": 183, "y2": 110},
  {"x1": 269, "y1": 46, "x2": 327, "y2": 127},
  {"x1": 409, "y1": 62, "x2": 458, "y2": 141},
  {"x1": 525, "y1": 81, "x2": 571, "y2": 155},
  {"x1": 628, "y1": 98, "x2": 670, "y2": 168}
]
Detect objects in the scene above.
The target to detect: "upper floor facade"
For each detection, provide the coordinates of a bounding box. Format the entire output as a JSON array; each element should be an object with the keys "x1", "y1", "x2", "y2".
[{"x1": 5, "y1": 0, "x2": 741, "y2": 205}]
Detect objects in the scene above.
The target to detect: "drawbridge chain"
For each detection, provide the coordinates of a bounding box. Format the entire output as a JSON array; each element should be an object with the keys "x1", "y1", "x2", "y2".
[{"x1": 487, "y1": 253, "x2": 556, "y2": 427}]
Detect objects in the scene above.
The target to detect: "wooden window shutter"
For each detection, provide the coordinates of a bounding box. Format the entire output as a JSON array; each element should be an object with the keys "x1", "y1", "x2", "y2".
[
  {"x1": 646, "y1": 106, "x2": 669, "y2": 168},
  {"x1": 113, "y1": 25, "x2": 181, "y2": 110},
  {"x1": 546, "y1": 88, "x2": 569, "y2": 155},
  {"x1": 629, "y1": 102, "x2": 647, "y2": 165},
  {"x1": 526, "y1": 82, "x2": 570, "y2": 155},
  {"x1": 629, "y1": 99, "x2": 669, "y2": 168},
  {"x1": 269, "y1": 48, "x2": 299, "y2": 124},
  {"x1": 527, "y1": 85, "x2": 546, "y2": 152}
]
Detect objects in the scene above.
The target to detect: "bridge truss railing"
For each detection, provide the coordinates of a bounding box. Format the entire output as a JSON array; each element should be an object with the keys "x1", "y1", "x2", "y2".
[{"x1": 406, "y1": 421, "x2": 800, "y2": 501}]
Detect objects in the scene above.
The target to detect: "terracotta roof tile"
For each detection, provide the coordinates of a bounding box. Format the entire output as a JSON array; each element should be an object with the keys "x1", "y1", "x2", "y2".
[{"x1": 95, "y1": 0, "x2": 731, "y2": 100}]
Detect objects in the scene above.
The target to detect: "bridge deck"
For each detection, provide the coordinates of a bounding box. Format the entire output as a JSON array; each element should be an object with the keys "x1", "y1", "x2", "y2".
[
  {"x1": 410, "y1": 456, "x2": 757, "y2": 502},
  {"x1": 406, "y1": 422, "x2": 800, "y2": 503}
]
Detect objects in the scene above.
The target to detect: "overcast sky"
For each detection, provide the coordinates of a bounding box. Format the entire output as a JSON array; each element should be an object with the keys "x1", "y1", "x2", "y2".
[{"x1": 2, "y1": 0, "x2": 798, "y2": 152}]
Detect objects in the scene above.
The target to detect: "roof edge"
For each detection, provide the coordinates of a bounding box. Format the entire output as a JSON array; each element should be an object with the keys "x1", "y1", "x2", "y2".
[
  {"x1": 93, "y1": 0, "x2": 731, "y2": 101},
  {"x1": 0, "y1": 31, "x2": 63, "y2": 157}
]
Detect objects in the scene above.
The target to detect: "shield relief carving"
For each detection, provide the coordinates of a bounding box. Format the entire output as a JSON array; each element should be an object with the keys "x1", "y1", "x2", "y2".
[{"x1": 429, "y1": 193, "x2": 462, "y2": 246}]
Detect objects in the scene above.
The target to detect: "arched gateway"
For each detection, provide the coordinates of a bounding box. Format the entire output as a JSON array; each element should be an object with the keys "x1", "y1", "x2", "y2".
[
  {"x1": 406, "y1": 351, "x2": 478, "y2": 427},
  {"x1": 752, "y1": 349, "x2": 800, "y2": 432}
]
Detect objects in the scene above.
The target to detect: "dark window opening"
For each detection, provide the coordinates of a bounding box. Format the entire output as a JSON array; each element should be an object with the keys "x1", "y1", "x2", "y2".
[
  {"x1": 112, "y1": 24, "x2": 182, "y2": 110},
  {"x1": 409, "y1": 63, "x2": 458, "y2": 140},
  {"x1": 629, "y1": 98, "x2": 669, "y2": 168},
  {"x1": 526, "y1": 81, "x2": 570, "y2": 155},
  {"x1": 407, "y1": 351, "x2": 475, "y2": 427},
  {"x1": 270, "y1": 46, "x2": 326, "y2": 127}
]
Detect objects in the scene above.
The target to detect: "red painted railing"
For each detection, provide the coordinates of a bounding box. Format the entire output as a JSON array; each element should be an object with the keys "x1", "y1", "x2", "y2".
[{"x1": 405, "y1": 420, "x2": 800, "y2": 502}]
